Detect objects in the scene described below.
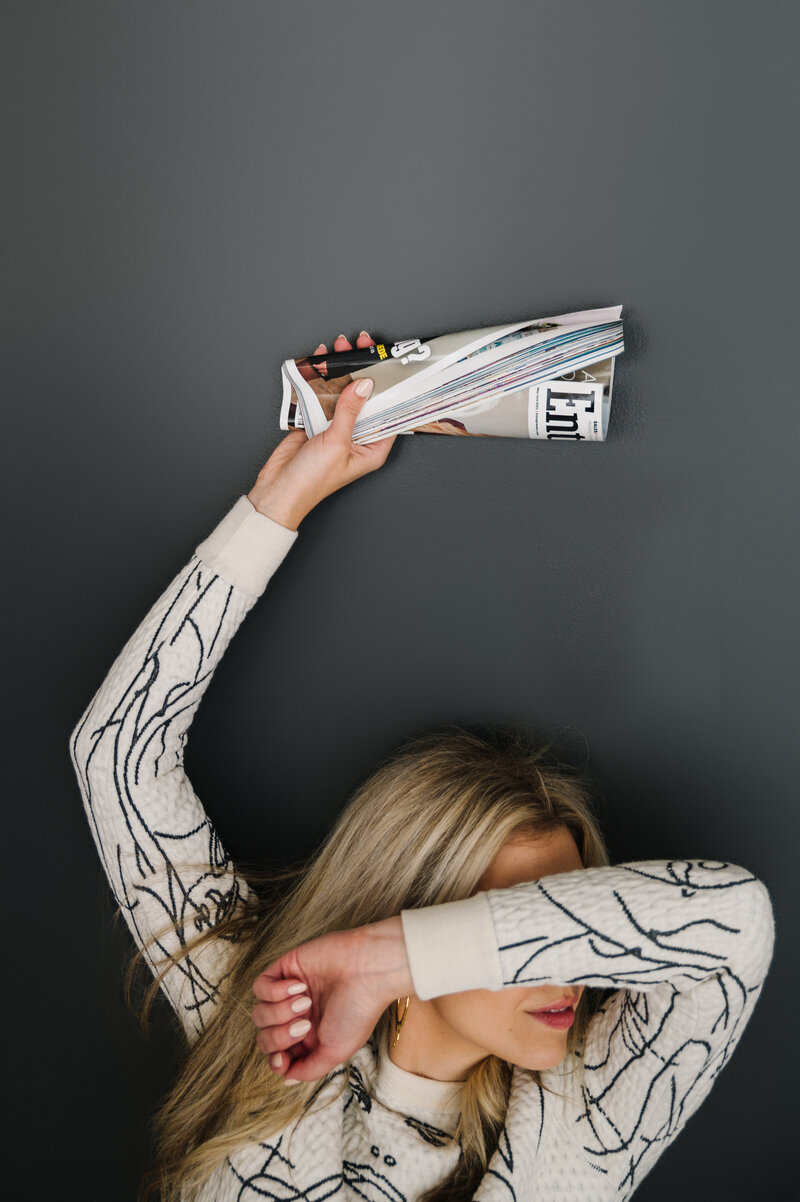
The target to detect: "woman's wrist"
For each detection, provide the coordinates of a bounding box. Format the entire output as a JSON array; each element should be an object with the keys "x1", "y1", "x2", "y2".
[
  {"x1": 357, "y1": 915, "x2": 415, "y2": 1002},
  {"x1": 247, "y1": 484, "x2": 310, "y2": 532}
]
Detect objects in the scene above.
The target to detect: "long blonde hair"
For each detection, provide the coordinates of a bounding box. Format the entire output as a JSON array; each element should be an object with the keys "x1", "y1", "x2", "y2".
[{"x1": 128, "y1": 723, "x2": 611, "y2": 1202}]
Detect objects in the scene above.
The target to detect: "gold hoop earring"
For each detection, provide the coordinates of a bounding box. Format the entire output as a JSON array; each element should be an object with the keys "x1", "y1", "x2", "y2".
[{"x1": 392, "y1": 996, "x2": 410, "y2": 1048}]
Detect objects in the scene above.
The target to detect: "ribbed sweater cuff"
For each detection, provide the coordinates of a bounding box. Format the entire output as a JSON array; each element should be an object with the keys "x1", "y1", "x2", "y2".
[
  {"x1": 195, "y1": 495, "x2": 298, "y2": 597},
  {"x1": 400, "y1": 892, "x2": 504, "y2": 1000}
]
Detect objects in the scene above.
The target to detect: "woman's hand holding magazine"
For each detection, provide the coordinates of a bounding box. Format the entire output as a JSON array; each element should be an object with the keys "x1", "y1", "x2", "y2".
[{"x1": 248, "y1": 331, "x2": 396, "y2": 531}]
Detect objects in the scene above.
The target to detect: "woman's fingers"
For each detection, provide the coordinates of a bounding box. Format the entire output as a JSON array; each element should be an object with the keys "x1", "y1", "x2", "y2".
[
  {"x1": 315, "y1": 331, "x2": 378, "y2": 446},
  {"x1": 251, "y1": 993, "x2": 313, "y2": 1031},
  {"x1": 255, "y1": 1013, "x2": 314, "y2": 1057},
  {"x1": 328, "y1": 378, "x2": 374, "y2": 443},
  {"x1": 252, "y1": 972, "x2": 308, "y2": 1003},
  {"x1": 355, "y1": 433, "x2": 396, "y2": 462},
  {"x1": 251, "y1": 972, "x2": 316, "y2": 1067},
  {"x1": 315, "y1": 331, "x2": 375, "y2": 355},
  {"x1": 282, "y1": 1044, "x2": 348, "y2": 1084}
]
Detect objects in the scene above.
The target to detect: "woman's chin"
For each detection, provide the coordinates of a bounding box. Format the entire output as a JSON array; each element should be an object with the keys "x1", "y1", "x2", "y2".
[{"x1": 512, "y1": 1038, "x2": 568, "y2": 1072}]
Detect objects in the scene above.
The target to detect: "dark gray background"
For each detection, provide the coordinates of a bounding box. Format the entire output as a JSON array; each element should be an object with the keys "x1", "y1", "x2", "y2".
[{"x1": 3, "y1": 2, "x2": 797, "y2": 1198}]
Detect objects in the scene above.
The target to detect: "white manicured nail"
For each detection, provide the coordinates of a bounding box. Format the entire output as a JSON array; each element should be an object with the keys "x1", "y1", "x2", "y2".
[
  {"x1": 291, "y1": 996, "x2": 312, "y2": 1013},
  {"x1": 289, "y1": 1019, "x2": 312, "y2": 1037},
  {"x1": 287, "y1": 983, "x2": 308, "y2": 995},
  {"x1": 270, "y1": 1053, "x2": 283, "y2": 1069}
]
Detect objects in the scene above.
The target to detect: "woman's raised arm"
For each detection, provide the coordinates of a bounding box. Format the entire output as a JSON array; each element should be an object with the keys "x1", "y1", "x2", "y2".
[{"x1": 69, "y1": 333, "x2": 396, "y2": 1043}]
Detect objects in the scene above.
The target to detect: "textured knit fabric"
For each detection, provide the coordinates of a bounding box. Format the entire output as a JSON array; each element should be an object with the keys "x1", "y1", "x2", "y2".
[{"x1": 69, "y1": 495, "x2": 776, "y2": 1201}]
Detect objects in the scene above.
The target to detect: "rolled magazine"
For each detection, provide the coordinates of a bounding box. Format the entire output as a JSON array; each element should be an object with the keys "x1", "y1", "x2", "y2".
[{"x1": 279, "y1": 305, "x2": 624, "y2": 443}]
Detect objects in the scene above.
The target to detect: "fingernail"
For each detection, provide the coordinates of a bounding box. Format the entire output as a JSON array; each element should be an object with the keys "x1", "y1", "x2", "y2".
[
  {"x1": 285, "y1": 1077, "x2": 301, "y2": 1087},
  {"x1": 287, "y1": 983, "x2": 308, "y2": 996},
  {"x1": 355, "y1": 378, "x2": 373, "y2": 397},
  {"x1": 359, "y1": 330, "x2": 371, "y2": 338},
  {"x1": 336, "y1": 332, "x2": 347, "y2": 341},
  {"x1": 291, "y1": 996, "x2": 312, "y2": 1013},
  {"x1": 289, "y1": 1018, "x2": 312, "y2": 1037},
  {"x1": 270, "y1": 1053, "x2": 283, "y2": 1069}
]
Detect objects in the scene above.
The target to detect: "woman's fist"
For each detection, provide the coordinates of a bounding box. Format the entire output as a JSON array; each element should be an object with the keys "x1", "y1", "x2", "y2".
[
  {"x1": 251, "y1": 925, "x2": 392, "y2": 1084},
  {"x1": 248, "y1": 331, "x2": 397, "y2": 531},
  {"x1": 251, "y1": 915, "x2": 413, "y2": 1084}
]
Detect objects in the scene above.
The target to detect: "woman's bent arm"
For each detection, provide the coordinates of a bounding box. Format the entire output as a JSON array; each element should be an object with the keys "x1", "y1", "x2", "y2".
[
  {"x1": 69, "y1": 497, "x2": 297, "y2": 1042},
  {"x1": 400, "y1": 859, "x2": 775, "y2": 1194}
]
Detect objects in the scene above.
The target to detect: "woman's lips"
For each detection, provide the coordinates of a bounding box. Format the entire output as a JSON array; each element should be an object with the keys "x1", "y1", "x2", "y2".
[{"x1": 526, "y1": 1005, "x2": 575, "y2": 1030}]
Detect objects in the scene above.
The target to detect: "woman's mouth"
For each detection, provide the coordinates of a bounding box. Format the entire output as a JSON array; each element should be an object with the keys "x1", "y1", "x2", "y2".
[{"x1": 525, "y1": 1005, "x2": 575, "y2": 1030}]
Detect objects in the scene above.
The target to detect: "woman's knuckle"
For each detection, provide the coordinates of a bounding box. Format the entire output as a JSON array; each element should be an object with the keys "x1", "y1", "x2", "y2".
[
  {"x1": 253, "y1": 997, "x2": 300, "y2": 1028},
  {"x1": 251, "y1": 1002, "x2": 270, "y2": 1028},
  {"x1": 256, "y1": 1028, "x2": 274, "y2": 1055},
  {"x1": 269, "y1": 998, "x2": 290, "y2": 1024}
]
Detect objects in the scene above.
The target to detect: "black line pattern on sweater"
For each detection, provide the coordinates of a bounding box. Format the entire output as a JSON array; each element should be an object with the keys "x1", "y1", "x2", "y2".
[
  {"x1": 224, "y1": 1132, "x2": 300, "y2": 1200},
  {"x1": 343, "y1": 1159, "x2": 405, "y2": 1200},
  {"x1": 347, "y1": 1063, "x2": 373, "y2": 1114},
  {"x1": 70, "y1": 557, "x2": 254, "y2": 1040},
  {"x1": 69, "y1": 543, "x2": 775, "y2": 1200},
  {"x1": 487, "y1": 859, "x2": 774, "y2": 1195},
  {"x1": 403, "y1": 1116, "x2": 452, "y2": 1147}
]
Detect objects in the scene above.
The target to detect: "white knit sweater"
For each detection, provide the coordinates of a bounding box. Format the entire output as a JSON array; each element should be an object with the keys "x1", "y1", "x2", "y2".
[{"x1": 69, "y1": 495, "x2": 775, "y2": 1201}]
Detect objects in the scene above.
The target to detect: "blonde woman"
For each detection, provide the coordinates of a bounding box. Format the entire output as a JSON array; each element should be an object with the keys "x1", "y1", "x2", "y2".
[{"x1": 69, "y1": 331, "x2": 775, "y2": 1202}]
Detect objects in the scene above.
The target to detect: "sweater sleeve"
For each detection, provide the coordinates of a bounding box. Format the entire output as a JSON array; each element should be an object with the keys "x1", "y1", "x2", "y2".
[
  {"x1": 68, "y1": 496, "x2": 298, "y2": 1044},
  {"x1": 401, "y1": 859, "x2": 775, "y2": 1194}
]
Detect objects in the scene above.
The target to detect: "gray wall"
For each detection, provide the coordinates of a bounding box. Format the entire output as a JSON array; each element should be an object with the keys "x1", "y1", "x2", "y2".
[{"x1": 3, "y1": 2, "x2": 796, "y2": 1197}]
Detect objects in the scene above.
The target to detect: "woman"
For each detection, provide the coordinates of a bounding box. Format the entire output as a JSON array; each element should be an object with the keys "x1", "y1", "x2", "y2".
[{"x1": 69, "y1": 331, "x2": 775, "y2": 1202}]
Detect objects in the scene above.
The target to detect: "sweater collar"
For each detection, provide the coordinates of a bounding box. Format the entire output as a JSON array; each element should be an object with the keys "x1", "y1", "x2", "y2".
[
  {"x1": 286, "y1": 1040, "x2": 548, "y2": 1200},
  {"x1": 373, "y1": 1032, "x2": 465, "y2": 1124}
]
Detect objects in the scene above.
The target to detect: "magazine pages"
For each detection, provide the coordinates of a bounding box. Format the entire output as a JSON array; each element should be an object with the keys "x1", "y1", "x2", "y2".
[{"x1": 278, "y1": 305, "x2": 624, "y2": 443}]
